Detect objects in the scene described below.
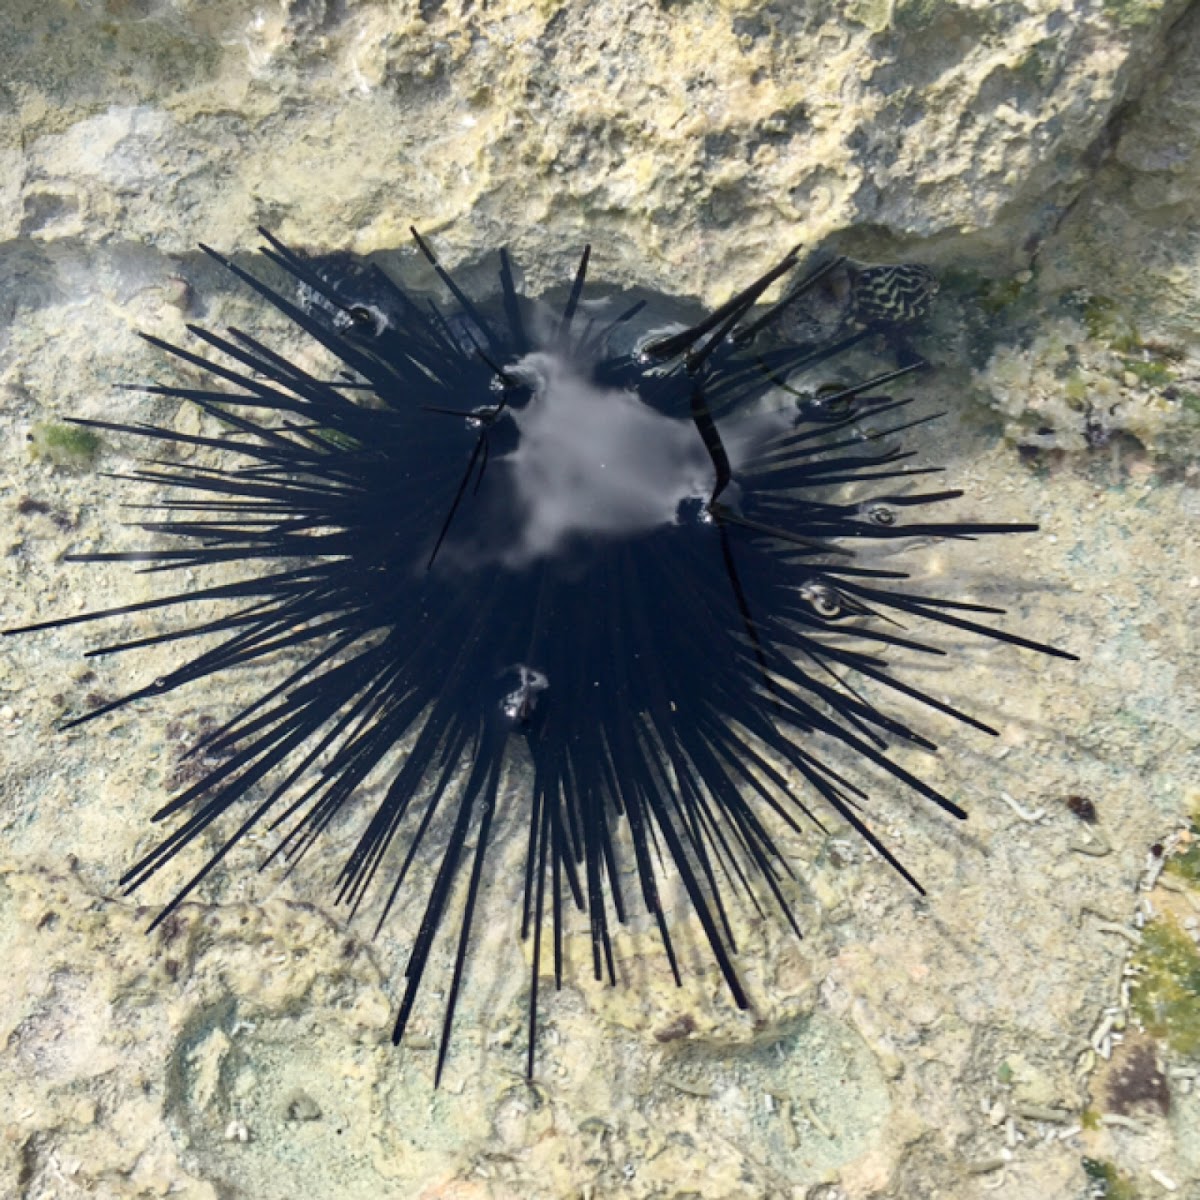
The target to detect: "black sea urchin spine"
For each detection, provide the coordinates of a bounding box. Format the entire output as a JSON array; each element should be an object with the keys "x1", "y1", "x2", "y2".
[{"x1": 7, "y1": 230, "x2": 1074, "y2": 1082}]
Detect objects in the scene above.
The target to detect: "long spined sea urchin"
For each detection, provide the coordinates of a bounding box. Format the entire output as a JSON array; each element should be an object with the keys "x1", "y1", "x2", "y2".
[{"x1": 8, "y1": 231, "x2": 1074, "y2": 1083}]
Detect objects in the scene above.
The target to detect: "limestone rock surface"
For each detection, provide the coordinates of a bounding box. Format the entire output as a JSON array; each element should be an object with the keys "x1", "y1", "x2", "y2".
[{"x1": 3, "y1": 2, "x2": 1200, "y2": 1199}]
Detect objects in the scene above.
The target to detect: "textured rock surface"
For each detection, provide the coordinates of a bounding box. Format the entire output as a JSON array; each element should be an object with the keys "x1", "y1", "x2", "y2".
[
  {"x1": 0, "y1": 0, "x2": 1191, "y2": 281},
  {"x1": 974, "y1": 0, "x2": 1200, "y2": 461},
  {"x1": 3, "y1": 2, "x2": 1200, "y2": 1199}
]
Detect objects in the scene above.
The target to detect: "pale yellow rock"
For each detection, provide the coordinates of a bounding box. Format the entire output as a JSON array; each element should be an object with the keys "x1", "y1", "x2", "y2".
[{"x1": 3, "y1": 2, "x2": 1200, "y2": 1199}]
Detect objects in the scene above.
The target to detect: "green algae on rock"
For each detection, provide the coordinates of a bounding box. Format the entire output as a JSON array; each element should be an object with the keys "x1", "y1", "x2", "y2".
[
  {"x1": 28, "y1": 422, "x2": 103, "y2": 469},
  {"x1": 1129, "y1": 915, "x2": 1200, "y2": 1057}
]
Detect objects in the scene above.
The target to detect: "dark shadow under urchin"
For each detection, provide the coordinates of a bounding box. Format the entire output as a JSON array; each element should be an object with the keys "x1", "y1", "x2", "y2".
[{"x1": 6, "y1": 229, "x2": 1076, "y2": 1084}]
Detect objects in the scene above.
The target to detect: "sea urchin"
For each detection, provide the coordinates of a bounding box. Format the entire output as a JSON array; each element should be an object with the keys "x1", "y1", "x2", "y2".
[{"x1": 7, "y1": 230, "x2": 1074, "y2": 1083}]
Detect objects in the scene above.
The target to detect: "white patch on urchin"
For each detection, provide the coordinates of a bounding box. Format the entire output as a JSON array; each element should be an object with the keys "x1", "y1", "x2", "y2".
[
  {"x1": 456, "y1": 350, "x2": 796, "y2": 570},
  {"x1": 503, "y1": 351, "x2": 715, "y2": 564}
]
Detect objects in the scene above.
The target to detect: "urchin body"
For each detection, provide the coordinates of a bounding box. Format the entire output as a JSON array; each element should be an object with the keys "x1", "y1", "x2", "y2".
[{"x1": 7, "y1": 232, "x2": 1072, "y2": 1082}]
